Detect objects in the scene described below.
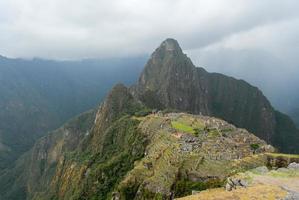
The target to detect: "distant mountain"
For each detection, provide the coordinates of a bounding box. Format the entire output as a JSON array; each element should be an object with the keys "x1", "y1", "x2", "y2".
[
  {"x1": 0, "y1": 56, "x2": 146, "y2": 170},
  {"x1": 133, "y1": 38, "x2": 299, "y2": 153}
]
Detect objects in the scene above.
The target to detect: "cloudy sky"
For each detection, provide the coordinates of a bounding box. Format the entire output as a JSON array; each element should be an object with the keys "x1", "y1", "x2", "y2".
[{"x1": 0, "y1": 0, "x2": 298, "y2": 110}]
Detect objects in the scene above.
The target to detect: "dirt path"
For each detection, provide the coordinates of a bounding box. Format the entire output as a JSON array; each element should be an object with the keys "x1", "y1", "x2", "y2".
[
  {"x1": 176, "y1": 185, "x2": 288, "y2": 200},
  {"x1": 253, "y1": 175, "x2": 299, "y2": 193}
]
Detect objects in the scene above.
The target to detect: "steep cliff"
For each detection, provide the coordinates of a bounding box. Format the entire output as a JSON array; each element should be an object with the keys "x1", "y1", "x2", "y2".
[
  {"x1": 134, "y1": 38, "x2": 299, "y2": 153},
  {"x1": 0, "y1": 109, "x2": 96, "y2": 200}
]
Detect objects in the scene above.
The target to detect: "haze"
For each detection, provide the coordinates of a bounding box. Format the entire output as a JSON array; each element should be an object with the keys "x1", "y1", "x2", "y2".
[{"x1": 0, "y1": 0, "x2": 298, "y2": 111}]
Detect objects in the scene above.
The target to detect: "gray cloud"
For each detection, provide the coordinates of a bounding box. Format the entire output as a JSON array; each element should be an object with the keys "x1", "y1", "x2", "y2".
[
  {"x1": 0, "y1": 0, "x2": 298, "y2": 111},
  {"x1": 187, "y1": 16, "x2": 299, "y2": 111},
  {"x1": 0, "y1": 0, "x2": 298, "y2": 59}
]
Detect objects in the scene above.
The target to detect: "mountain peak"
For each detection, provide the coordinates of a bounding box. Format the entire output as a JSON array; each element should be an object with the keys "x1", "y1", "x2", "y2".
[
  {"x1": 135, "y1": 38, "x2": 200, "y2": 111},
  {"x1": 159, "y1": 38, "x2": 182, "y2": 52},
  {"x1": 137, "y1": 38, "x2": 195, "y2": 93},
  {"x1": 151, "y1": 38, "x2": 184, "y2": 58}
]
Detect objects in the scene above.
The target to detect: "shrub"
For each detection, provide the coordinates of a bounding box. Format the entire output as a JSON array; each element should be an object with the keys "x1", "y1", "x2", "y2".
[{"x1": 250, "y1": 143, "x2": 260, "y2": 151}]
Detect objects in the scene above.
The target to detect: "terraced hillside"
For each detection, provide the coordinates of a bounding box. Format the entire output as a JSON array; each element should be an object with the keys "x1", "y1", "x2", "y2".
[{"x1": 114, "y1": 113, "x2": 274, "y2": 199}]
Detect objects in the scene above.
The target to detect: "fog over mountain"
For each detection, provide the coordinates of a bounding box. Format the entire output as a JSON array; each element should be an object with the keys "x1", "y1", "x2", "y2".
[{"x1": 1, "y1": 0, "x2": 298, "y2": 117}]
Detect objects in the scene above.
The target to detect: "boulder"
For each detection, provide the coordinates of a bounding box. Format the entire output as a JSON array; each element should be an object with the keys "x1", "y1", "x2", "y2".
[
  {"x1": 226, "y1": 177, "x2": 247, "y2": 191},
  {"x1": 287, "y1": 162, "x2": 299, "y2": 170}
]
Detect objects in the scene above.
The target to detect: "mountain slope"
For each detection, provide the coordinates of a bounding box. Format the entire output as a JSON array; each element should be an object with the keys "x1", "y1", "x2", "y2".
[
  {"x1": 0, "y1": 109, "x2": 96, "y2": 200},
  {"x1": 134, "y1": 38, "x2": 299, "y2": 153},
  {"x1": 0, "y1": 84, "x2": 274, "y2": 200},
  {"x1": 0, "y1": 84, "x2": 147, "y2": 200},
  {"x1": 0, "y1": 56, "x2": 145, "y2": 170}
]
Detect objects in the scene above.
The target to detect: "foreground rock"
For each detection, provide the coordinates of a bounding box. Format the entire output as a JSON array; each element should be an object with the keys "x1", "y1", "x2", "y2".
[
  {"x1": 288, "y1": 162, "x2": 299, "y2": 170},
  {"x1": 225, "y1": 177, "x2": 247, "y2": 191}
]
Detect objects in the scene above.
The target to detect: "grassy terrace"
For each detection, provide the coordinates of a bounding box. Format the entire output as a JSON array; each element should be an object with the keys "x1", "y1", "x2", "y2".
[
  {"x1": 171, "y1": 121, "x2": 195, "y2": 134},
  {"x1": 171, "y1": 115, "x2": 205, "y2": 135},
  {"x1": 265, "y1": 153, "x2": 299, "y2": 159}
]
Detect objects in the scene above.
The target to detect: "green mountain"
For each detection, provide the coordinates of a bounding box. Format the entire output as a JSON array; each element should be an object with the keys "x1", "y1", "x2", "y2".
[
  {"x1": 0, "y1": 56, "x2": 145, "y2": 170},
  {"x1": 133, "y1": 38, "x2": 299, "y2": 153},
  {"x1": 0, "y1": 39, "x2": 298, "y2": 200}
]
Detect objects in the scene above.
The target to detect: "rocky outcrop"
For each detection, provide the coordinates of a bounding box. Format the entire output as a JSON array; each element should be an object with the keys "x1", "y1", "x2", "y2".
[
  {"x1": 133, "y1": 38, "x2": 299, "y2": 153},
  {"x1": 225, "y1": 177, "x2": 247, "y2": 191}
]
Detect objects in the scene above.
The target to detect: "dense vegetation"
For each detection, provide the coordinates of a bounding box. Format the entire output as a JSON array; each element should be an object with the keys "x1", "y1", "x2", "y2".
[{"x1": 0, "y1": 56, "x2": 145, "y2": 170}]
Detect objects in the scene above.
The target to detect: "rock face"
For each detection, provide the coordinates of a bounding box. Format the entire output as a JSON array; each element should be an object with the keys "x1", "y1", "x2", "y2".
[
  {"x1": 134, "y1": 38, "x2": 209, "y2": 114},
  {"x1": 134, "y1": 38, "x2": 299, "y2": 153}
]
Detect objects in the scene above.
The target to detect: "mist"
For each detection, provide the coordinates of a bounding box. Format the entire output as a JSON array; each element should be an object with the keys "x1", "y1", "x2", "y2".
[{"x1": 0, "y1": 0, "x2": 298, "y2": 112}]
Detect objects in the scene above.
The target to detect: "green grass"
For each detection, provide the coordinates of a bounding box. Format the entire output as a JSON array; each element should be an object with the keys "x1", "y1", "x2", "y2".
[
  {"x1": 268, "y1": 169, "x2": 299, "y2": 178},
  {"x1": 171, "y1": 121, "x2": 195, "y2": 134},
  {"x1": 171, "y1": 116, "x2": 205, "y2": 136},
  {"x1": 266, "y1": 153, "x2": 299, "y2": 159}
]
